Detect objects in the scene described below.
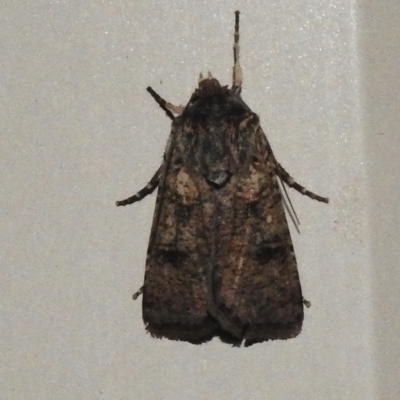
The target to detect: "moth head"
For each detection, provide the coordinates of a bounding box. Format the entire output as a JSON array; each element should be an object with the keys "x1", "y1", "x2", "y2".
[
  {"x1": 185, "y1": 73, "x2": 231, "y2": 109},
  {"x1": 190, "y1": 72, "x2": 230, "y2": 99},
  {"x1": 198, "y1": 72, "x2": 221, "y2": 91}
]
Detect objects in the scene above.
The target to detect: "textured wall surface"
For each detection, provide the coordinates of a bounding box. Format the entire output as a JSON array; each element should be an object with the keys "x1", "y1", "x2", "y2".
[{"x1": 1, "y1": 1, "x2": 399, "y2": 399}]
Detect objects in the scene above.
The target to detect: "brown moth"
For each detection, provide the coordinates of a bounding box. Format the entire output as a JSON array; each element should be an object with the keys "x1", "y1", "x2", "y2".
[{"x1": 116, "y1": 11, "x2": 328, "y2": 346}]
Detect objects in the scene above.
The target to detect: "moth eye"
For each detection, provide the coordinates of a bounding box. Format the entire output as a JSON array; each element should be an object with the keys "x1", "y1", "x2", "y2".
[{"x1": 252, "y1": 156, "x2": 259, "y2": 163}]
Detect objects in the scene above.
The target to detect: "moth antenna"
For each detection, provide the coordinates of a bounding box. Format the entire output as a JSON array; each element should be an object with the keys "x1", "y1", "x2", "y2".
[
  {"x1": 232, "y1": 10, "x2": 242, "y2": 92},
  {"x1": 207, "y1": 71, "x2": 212, "y2": 78},
  {"x1": 199, "y1": 72, "x2": 204, "y2": 82}
]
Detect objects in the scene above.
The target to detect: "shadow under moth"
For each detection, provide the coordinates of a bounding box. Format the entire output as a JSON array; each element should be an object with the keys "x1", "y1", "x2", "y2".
[{"x1": 116, "y1": 11, "x2": 328, "y2": 346}]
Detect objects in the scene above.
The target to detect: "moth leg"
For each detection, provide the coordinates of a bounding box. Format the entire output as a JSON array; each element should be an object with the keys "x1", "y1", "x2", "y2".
[
  {"x1": 232, "y1": 10, "x2": 242, "y2": 92},
  {"x1": 116, "y1": 165, "x2": 162, "y2": 206},
  {"x1": 166, "y1": 102, "x2": 185, "y2": 115},
  {"x1": 132, "y1": 286, "x2": 143, "y2": 300},
  {"x1": 146, "y1": 87, "x2": 178, "y2": 120},
  {"x1": 303, "y1": 298, "x2": 312, "y2": 308},
  {"x1": 279, "y1": 177, "x2": 301, "y2": 233},
  {"x1": 275, "y1": 162, "x2": 329, "y2": 204}
]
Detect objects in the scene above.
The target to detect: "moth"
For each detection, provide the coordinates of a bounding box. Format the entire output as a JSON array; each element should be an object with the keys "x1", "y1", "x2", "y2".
[{"x1": 117, "y1": 11, "x2": 328, "y2": 346}]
